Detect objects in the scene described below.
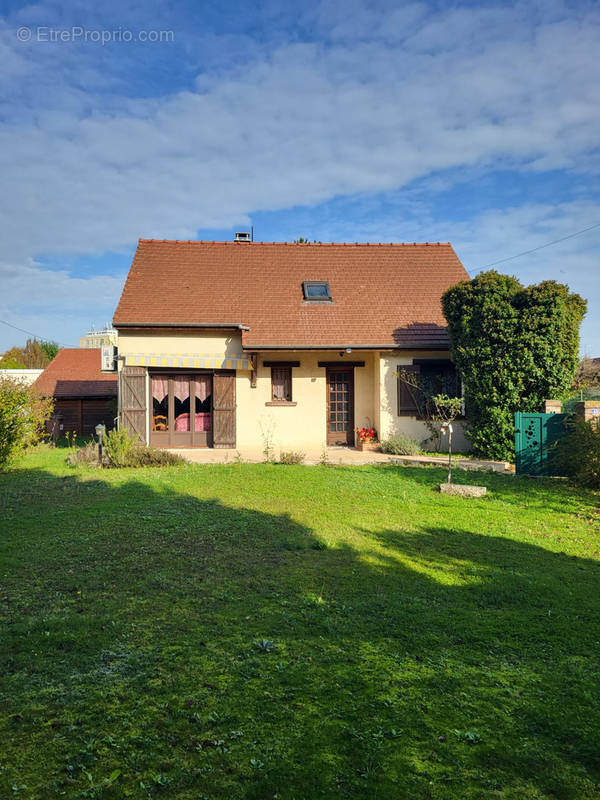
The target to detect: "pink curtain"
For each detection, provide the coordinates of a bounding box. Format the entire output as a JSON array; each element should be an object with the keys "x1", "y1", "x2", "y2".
[
  {"x1": 152, "y1": 376, "x2": 168, "y2": 403},
  {"x1": 174, "y1": 377, "x2": 190, "y2": 402},
  {"x1": 194, "y1": 375, "x2": 210, "y2": 403}
]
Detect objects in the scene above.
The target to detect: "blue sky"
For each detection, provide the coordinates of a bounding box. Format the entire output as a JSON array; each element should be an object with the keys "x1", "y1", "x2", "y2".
[{"x1": 0, "y1": 0, "x2": 599, "y2": 353}]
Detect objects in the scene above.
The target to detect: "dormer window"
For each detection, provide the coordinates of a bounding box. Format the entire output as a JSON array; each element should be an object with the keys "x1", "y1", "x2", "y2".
[{"x1": 303, "y1": 281, "x2": 331, "y2": 301}]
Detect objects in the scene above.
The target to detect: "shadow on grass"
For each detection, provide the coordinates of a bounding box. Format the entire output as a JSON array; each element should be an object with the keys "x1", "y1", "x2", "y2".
[
  {"x1": 372, "y1": 462, "x2": 599, "y2": 516},
  {"x1": 1, "y1": 465, "x2": 600, "y2": 799}
]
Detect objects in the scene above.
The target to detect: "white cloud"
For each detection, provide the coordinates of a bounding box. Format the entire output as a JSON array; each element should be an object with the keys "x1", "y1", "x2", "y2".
[{"x1": 0, "y1": 1, "x2": 599, "y2": 350}]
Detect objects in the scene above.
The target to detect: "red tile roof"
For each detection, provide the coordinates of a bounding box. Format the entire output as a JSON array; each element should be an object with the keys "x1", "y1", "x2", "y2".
[
  {"x1": 113, "y1": 240, "x2": 470, "y2": 349},
  {"x1": 32, "y1": 349, "x2": 117, "y2": 398}
]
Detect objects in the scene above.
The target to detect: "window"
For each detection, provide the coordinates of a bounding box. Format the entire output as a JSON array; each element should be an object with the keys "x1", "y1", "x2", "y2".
[
  {"x1": 397, "y1": 361, "x2": 461, "y2": 418},
  {"x1": 302, "y1": 281, "x2": 331, "y2": 301},
  {"x1": 271, "y1": 367, "x2": 292, "y2": 402}
]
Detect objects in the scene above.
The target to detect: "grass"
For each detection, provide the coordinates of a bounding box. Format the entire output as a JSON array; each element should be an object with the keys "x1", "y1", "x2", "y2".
[{"x1": 1, "y1": 446, "x2": 600, "y2": 799}]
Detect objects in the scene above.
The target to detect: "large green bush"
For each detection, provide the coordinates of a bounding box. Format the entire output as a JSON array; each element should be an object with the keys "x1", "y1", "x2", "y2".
[
  {"x1": 0, "y1": 377, "x2": 53, "y2": 467},
  {"x1": 442, "y1": 271, "x2": 586, "y2": 461}
]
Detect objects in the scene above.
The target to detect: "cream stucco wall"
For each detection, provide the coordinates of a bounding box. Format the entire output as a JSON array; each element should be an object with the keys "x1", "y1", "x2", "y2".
[
  {"x1": 116, "y1": 331, "x2": 469, "y2": 451},
  {"x1": 237, "y1": 351, "x2": 377, "y2": 450},
  {"x1": 378, "y1": 352, "x2": 471, "y2": 452},
  {"x1": 117, "y1": 330, "x2": 244, "y2": 360}
]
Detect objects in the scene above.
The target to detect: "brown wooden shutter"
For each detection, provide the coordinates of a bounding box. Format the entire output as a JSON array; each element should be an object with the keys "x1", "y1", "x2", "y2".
[
  {"x1": 397, "y1": 364, "x2": 421, "y2": 415},
  {"x1": 120, "y1": 366, "x2": 147, "y2": 442},
  {"x1": 213, "y1": 370, "x2": 236, "y2": 448}
]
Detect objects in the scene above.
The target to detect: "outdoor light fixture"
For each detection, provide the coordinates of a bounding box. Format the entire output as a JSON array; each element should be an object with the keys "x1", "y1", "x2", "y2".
[
  {"x1": 95, "y1": 423, "x2": 106, "y2": 465},
  {"x1": 346, "y1": 348, "x2": 352, "y2": 354}
]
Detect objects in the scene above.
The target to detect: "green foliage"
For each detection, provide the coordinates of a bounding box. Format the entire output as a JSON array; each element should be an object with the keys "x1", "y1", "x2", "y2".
[
  {"x1": 380, "y1": 433, "x2": 420, "y2": 455},
  {"x1": 0, "y1": 378, "x2": 53, "y2": 467},
  {"x1": 442, "y1": 270, "x2": 586, "y2": 461},
  {"x1": 278, "y1": 450, "x2": 306, "y2": 465},
  {"x1": 103, "y1": 426, "x2": 184, "y2": 468},
  {"x1": 39, "y1": 340, "x2": 59, "y2": 362},
  {"x1": 104, "y1": 426, "x2": 135, "y2": 467},
  {"x1": 0, "y1": 338, "x2": 56, "y2": 369},
  {"x1": 430, "y1": 394, "x2": 463, "y2": 423},
  {"x1": 550, "y1": 420, "x2": 600, "y2": 488},
  {"x1": 0, "y1": 347, "x2": 27, "y2": 368}
]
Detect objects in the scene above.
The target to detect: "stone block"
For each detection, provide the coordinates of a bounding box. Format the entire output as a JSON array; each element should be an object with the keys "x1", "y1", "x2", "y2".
[
  {"x1": 543, "y1": 399, "x2": 562, "y2": 414},
  {"x1": 575, "y1": 401, "x2": 600, "y2": 425},
  {"x1": 439, "y1": 483, "x2": 487, "y2": 497}
]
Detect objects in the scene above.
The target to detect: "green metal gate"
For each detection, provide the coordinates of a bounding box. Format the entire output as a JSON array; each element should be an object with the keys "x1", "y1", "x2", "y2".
[{"x1": 514, "y1": 412, "x2": 566, "y2": 476}]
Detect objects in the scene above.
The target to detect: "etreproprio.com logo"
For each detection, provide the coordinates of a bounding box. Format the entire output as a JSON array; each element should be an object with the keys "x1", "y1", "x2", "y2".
[{"x1": 16, "y1": 26, "x2": 175, "y2": 44}]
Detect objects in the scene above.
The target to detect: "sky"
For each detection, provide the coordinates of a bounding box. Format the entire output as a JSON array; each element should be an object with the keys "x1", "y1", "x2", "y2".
[{"x1": 0, "y1": 0, "x2": 599, "y2": 354}]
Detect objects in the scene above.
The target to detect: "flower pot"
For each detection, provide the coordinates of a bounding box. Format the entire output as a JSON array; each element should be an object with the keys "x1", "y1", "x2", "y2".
[{"x1": 356, "y1": 439, "x2": 379, "y2": 452}]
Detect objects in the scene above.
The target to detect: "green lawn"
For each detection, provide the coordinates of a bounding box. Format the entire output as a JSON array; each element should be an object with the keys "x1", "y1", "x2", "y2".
[{"x1": 1, "y1": 447, "x2": 600, "y2": 799}]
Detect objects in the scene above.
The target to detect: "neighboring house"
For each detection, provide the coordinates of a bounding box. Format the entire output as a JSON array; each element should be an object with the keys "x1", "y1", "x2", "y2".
[
  {"x1": 32, "y1": 348, "x2": 117, "y2": 436},
  {"x1": 0, "y1": 369, "x2": 44, "y2": 386},
  {"x1": 113, "y1": 238, "x2": 471, "y2": 451}
]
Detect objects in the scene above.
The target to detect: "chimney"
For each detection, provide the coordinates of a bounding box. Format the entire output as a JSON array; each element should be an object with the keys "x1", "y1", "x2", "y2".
[{"x1": 234, "y1": 232, "x2": 251, "y2": 242}]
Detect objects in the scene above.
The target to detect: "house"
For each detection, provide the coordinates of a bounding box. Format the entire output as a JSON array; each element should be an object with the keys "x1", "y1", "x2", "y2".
[
  {"x1": 32, "y1": 348, "x2": 118, "y2": 437},
  {"x1": 113, "y1": 238, "x2": 471, "y2": 451}
]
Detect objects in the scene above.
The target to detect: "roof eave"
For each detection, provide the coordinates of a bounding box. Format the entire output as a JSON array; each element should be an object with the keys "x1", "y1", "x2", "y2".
[
  {"x1": 242, "y1": 343, "x2": 450, "y2": 351},
  {"x1": 114, "y1": 322, "x2": 250, "y2": 330}
]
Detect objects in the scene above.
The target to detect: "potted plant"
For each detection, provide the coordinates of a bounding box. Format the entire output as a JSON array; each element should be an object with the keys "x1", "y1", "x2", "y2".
[{"x1": 355, "y1": 426, "x2": 379, "y2": 451}]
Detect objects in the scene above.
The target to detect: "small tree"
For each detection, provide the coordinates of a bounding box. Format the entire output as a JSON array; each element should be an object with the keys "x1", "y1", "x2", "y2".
[
  {"x1": 397, "y1": 369, "x2": 463, "y2": 481},
  {"x1": 0, "y1": 378, "x2": 53, "y2": 467},
  {"x1": 22, "y1": 338, "x2": 51, "y2": 368}
]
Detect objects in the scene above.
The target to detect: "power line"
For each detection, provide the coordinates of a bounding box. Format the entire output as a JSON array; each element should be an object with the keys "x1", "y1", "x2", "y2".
[
  {"x1": 473, "y1": 221, "x2": 600, "y2": 270},
  {"x1": 0, "y1": 318, "x2": 77, "y2": 348}
]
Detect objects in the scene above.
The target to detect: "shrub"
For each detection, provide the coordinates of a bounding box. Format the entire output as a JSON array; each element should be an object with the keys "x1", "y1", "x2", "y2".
[
  {"x1": 279, "y1": 450, "x2": 305, "y2": 465},
  {"x1": 0, "y1": 378, "x2": 53, "y2": 468},
  {"x1": 549, "y1": 420, "x2": 600, "y2": 488},
  {"x1": 90, "y1": 427, "x2": 185, "y2": 468},
  {"x1": 66, "y1": 440, "x2": 103, "y2": 467},
  {"x1": 104, "y1": 427, "x2": 136, "y2": 467},
  {"x1": 380, "y1": 434, "x2": 420, "y2": 455}
]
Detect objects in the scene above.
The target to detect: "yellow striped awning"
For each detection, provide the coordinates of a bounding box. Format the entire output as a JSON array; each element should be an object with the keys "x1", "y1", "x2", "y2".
[{"x1": 122, "y1": 353, "x2": 251, "y2": 370}]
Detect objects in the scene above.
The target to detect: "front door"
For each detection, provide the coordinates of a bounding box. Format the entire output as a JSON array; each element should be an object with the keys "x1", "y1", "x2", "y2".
[{"x1": 326, "y1": 367, "x2": 354, "y2": 445}]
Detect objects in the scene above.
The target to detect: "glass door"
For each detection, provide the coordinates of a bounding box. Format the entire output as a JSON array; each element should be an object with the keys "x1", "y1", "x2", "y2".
[
  {"x1": 150, "y1": 373, "x2": 213, "y2": 448},
  {"x1": 326, "y1": 368, "x2": 354, "y2": 445}
]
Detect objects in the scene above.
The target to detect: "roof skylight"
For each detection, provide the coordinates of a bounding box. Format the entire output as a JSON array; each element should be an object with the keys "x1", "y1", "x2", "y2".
[{"x1": 302, "y1": 281, "x2": 331, "y2": 301}]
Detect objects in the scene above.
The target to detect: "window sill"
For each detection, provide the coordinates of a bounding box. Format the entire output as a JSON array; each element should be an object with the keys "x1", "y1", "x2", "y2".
[
  {"x1": 398, "y1": 412, "x2": 465, "y2": 420},
  {"x1": 265, "y1": 401, "x2": 297, "y2": 407}
]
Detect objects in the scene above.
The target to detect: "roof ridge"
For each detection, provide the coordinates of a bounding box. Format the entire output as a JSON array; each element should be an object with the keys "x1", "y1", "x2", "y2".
[{"x1": 137, "y1": 239, "x2": 451, "y2": 246}]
